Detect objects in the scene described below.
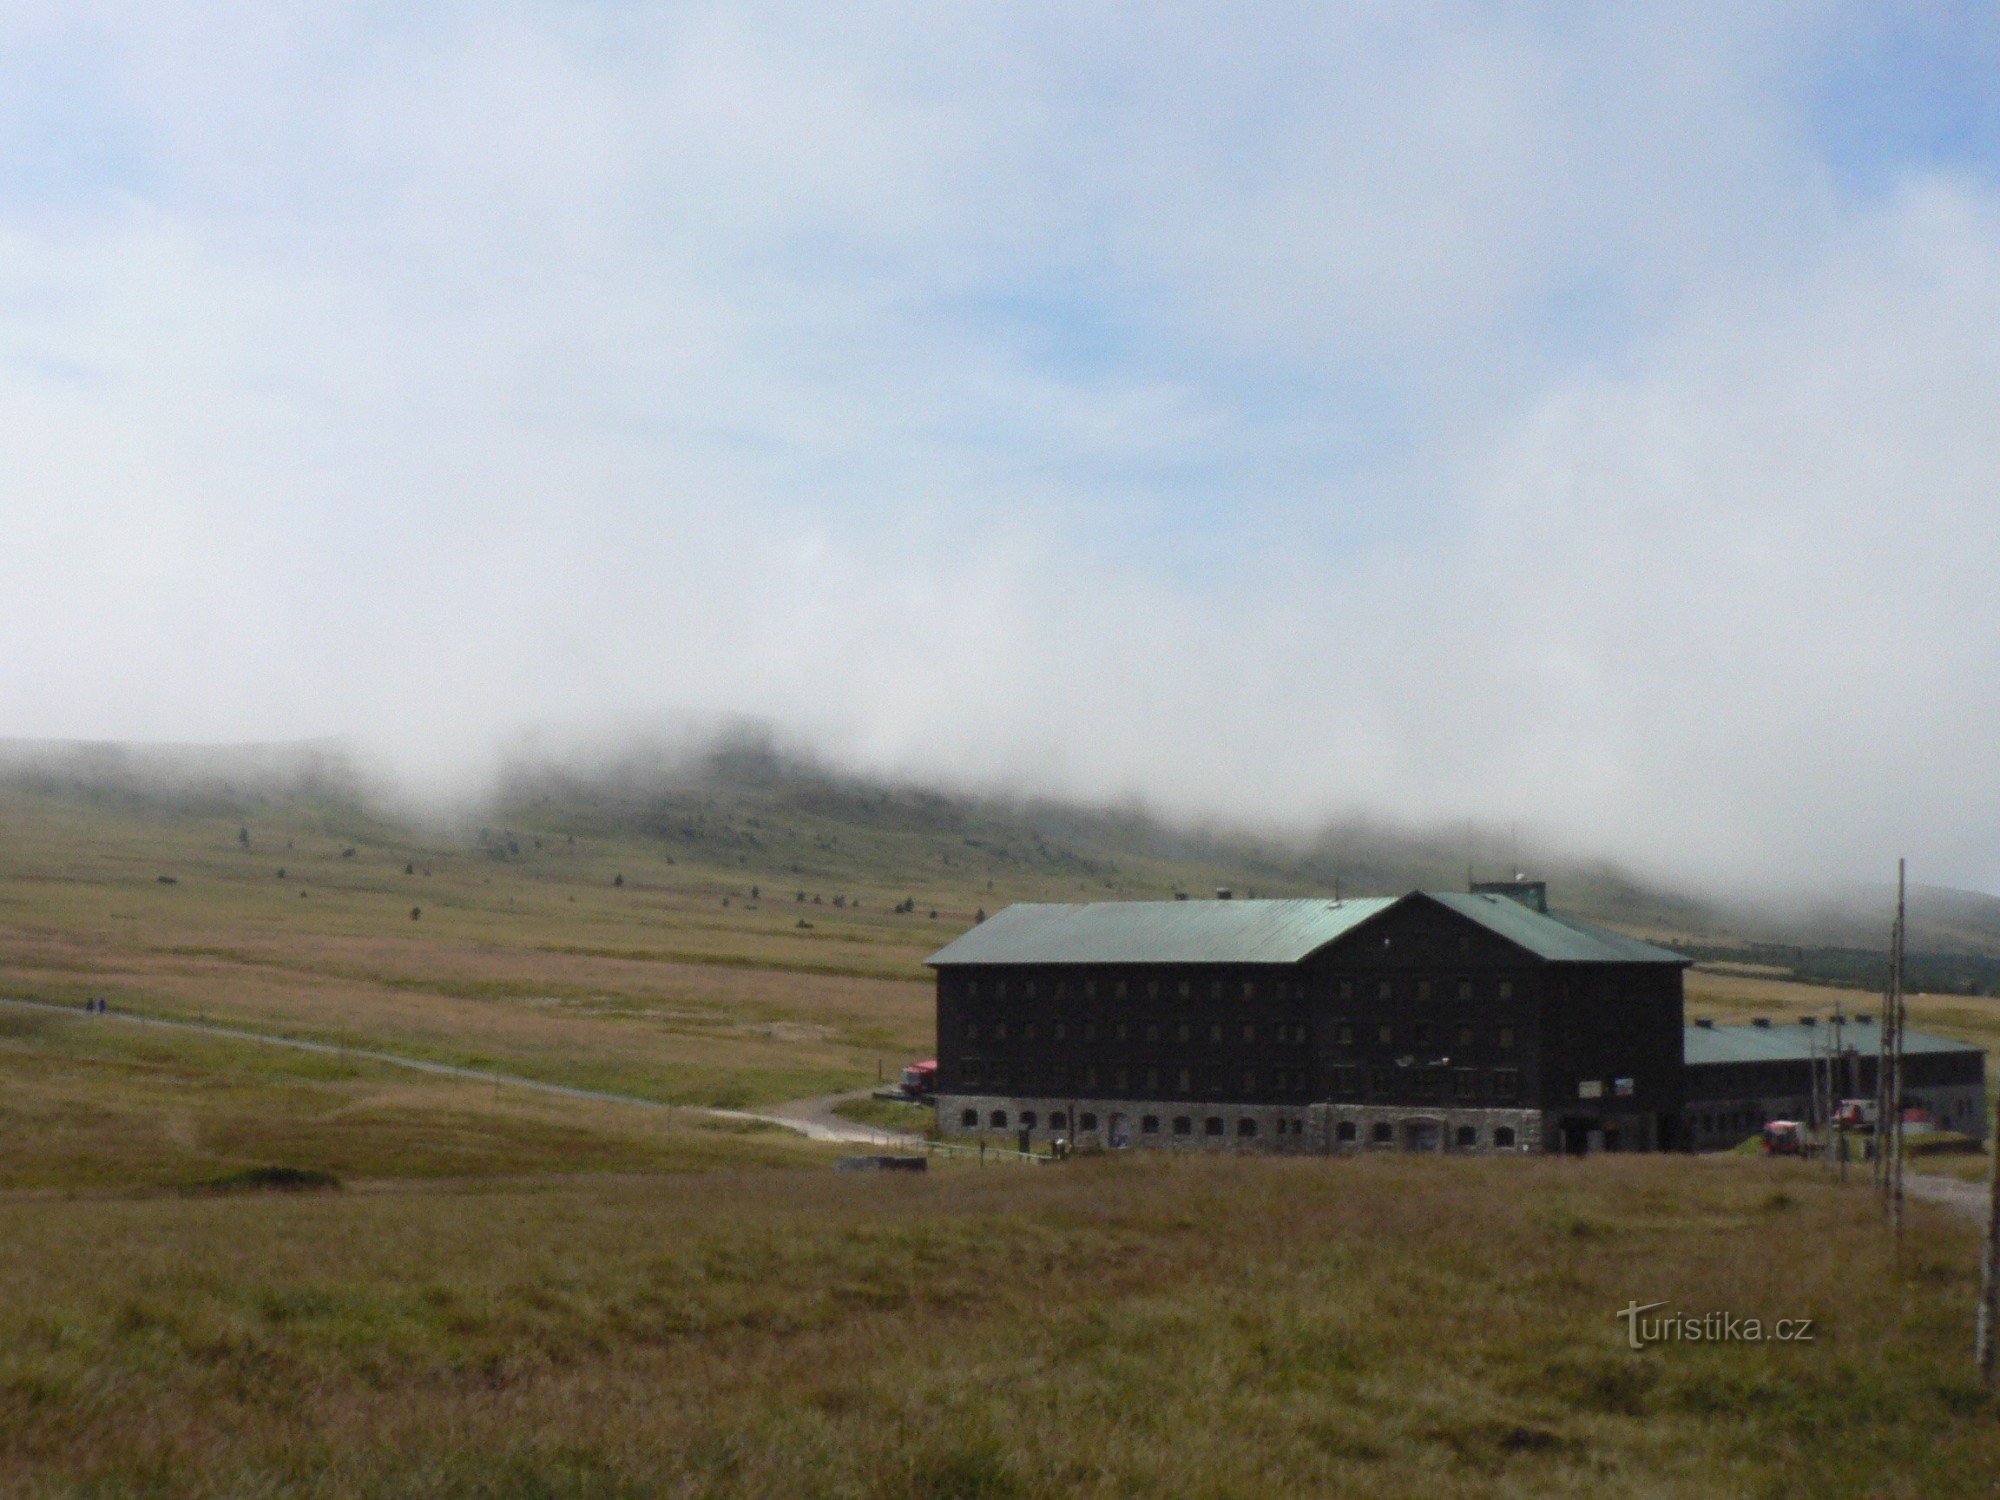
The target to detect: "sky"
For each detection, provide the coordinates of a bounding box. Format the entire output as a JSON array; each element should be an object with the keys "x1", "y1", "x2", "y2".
[{"x1": 2, "y1": 2, "x2": 1999, "y2": 892}]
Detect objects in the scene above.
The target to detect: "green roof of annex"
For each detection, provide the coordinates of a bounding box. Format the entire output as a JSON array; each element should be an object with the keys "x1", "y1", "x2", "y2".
[
  {"x1": 1685, "y1": 1019, "x2": 1980, "y2": 1066},
  {"x1": 926, "y1": 891, "x2": 1689, "y2": 968}
]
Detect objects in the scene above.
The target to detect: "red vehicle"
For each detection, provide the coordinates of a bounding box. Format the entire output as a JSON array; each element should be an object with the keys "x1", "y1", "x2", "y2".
[
  {"x1": 899, "y1": 1060, "x2": 937, "y2": 1099},
  {"x1": 1761, "y1": 1120, "x2": 1804, "y2": 1156}
]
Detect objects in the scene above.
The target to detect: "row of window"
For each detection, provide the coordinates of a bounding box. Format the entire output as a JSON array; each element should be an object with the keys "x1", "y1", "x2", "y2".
[
  {"x1": 963, "y1": 974, "x2": 1310, "y2": 1005},
  {"x1": 963, "y1": 1107, "x2": 1306, "y2": 1140},
  {"x1": 956, "y1": 1108, "x2": 1522, "y2": 1151},
  {"x1": 1336, "y1": 976, "x2": 1516, "y2": 1003},
  {"x1": 1331, "y1": 1120, "x2": 1519, "y2": 1149},
  {"x1": 959, "y1": 1060, "x2": 1311, "y2": 1096},
  {"x1": 1332, "y1": 1020, "x2": 1515, "y2": 1050},
  {"x1": 965, "y1": 1018, "x2": 1308, "y2": 1047},
  {"x1": 956, "y1": 972, "x2": 1523, "y2": 1005},
  {"x1": 1327, "y1": 1065, "x2": 1520, "y2": 1103}
]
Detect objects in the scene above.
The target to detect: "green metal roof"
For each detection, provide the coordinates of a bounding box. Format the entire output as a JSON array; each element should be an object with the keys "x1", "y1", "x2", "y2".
[
  {"x1": 1685, "y1": 1020, "x2": 1980, "y2": 1066},
  {"x1": 926, "y1": 897, "x2": 1396, "y2": 966},
  {"x1": 1426, "y1": 892, "x2": 1690, "y2": 965},
  {"x1": 926, "y1": 891, "x2": 1688, "y2": 967}
]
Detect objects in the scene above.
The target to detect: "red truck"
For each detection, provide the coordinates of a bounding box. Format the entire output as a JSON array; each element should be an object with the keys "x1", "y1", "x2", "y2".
[{"x1": 898, "y1": 1060, "x2": 937, "y2": 1100}]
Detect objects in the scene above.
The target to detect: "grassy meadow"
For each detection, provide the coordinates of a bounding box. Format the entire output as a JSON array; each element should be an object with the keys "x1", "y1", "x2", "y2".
[
  {"x1": 6, "y1": 763, "x2": 2000, "y2": 1495},
  {"x1": 4, "y1": 1152, "x2": 1997, "y2": 1498}
]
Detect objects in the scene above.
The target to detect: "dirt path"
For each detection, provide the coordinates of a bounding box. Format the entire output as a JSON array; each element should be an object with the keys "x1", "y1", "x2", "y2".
[
  {"x1": 1905, "y1": 1170, "x2": 1988, "y2": 1219},
  {"x1": 1, "y1": 995, "x2": 918, "y2": 1148}
]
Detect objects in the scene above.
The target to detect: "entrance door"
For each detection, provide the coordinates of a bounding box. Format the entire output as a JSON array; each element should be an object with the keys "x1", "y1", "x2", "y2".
[
  {"x1": 1403, "y1": 1119, "x2": 1441, "y2": 1152},
  {"x1": 1108, "y1": 1113, "x2": 1130, "y2": 1149}
]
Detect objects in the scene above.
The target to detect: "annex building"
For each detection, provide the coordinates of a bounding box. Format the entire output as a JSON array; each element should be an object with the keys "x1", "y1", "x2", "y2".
[
  {"x1": 1682, "y1": 1016, "x2": 1987, "y2": 1150},
  {"x1": 926, "y1": 883, "x2": 1690, "y2": 1154}
]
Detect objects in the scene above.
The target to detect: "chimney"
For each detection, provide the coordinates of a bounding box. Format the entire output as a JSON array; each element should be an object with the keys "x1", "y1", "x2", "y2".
[
  {"x1": 1469, "y1": 878, "x2": 1548, "y2": 913},
  {"x1": 1694, "y1": 1018, "x2": 1714, "y2": 1028},
  {"x1": 1215, "y1": 888, "x2": 1233, "y2": 900},
  {"x1": 1752, "y1": 1017, "x2": 1771, "y2": 1028}
]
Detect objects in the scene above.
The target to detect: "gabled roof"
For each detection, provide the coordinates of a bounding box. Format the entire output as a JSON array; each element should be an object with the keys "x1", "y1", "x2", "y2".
[
  {"x1": 925, "y1": 891, "x2": 1688, "y2": 967},
  {"x1": 925, "y1": 897, "x2": 1395, "y2": 966},
  {"x1": 1424, "y1": 892, "x2": 1690, "y2": 965},
  {"x1": 1684, "y1": 1020, "x2": 1980, "y2": 1066}
]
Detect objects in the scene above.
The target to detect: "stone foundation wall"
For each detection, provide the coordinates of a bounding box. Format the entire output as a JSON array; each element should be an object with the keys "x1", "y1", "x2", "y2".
[
  {"x1": 935, "y1": 1094, "x2": 1544, "y2": 1153},
  {"x1": 1304, "y1": 1102, "x2": 1545, "y2": 1153},
  {"x1": 937, "y1": 1094, "x2": 1316, "y2": 1151}
]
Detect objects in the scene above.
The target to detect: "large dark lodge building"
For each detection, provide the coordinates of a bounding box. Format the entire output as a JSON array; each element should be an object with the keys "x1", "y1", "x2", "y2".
[{"x1": 925, "y1": 884, "x2": 1987, "y2": 1154}]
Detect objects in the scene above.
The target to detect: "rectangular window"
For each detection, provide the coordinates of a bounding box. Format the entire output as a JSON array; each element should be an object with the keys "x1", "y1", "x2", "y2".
[
  {"x1": 1242, "y1": 1068, "x2": 1257, "y2": 1093},
  {"x1": 1414, "y1": 1021, "x2": 1433, "y2": 1047},
  {"x1": 1377, "y1": 1023, "x2": 1393, "y2": 1047},
  {"x1": 1336, "y1": 1021, "x2": 1354, "y2": 1047},
  {"x1": 997, "y1": 979, "x2": 1010, "y2": 1001},
  {"x1": 1022, "y1": 1021, "x2": 1036, "y2": 1041},
  {"x1": 1332, "y1": 1065, "x2": 1359, "y2": 1099},
  {"x1": 1456, "y1": 976, "x2": 1472, "y2": 1000},
  {"x1": 1179, "y1": 978, "x2": 1191, "y2": 999},
  {"x1": 1242, "y1": 979, "x2": 1255, "y2": 1000},
  {"x1": 1454, "y1": 1068, "x2": 1479, "y2": 1099},
  {"x1": 1208, "y1": 1023, "x2": 1223, "y2": 1043},
  {"x1": 1115, "y1": 1065, "x2": 1130, "y2": 1090},
  {"x1": 1024, "y1": 979, "x2": 1036, "y2": 1000},
  {"x1": 1144, "y1": 1067, "x2": 1159, "y2": 1091},
  {"x1": 1177, "y1": 1022, "x2": 1191, "y2": 1042},
  {"x1": 1145, "y1": 1022, "x2": 1160, "y2": 1042},
  {"x1": 1052, "y1": 1021, "x2": 1066, "y2": 1041},
  {"x1": 1416, "y1": 978, "x2": 1432, "y2": 1002},
  {"x1": 1578, "y1": 1079, "x2": 1604, "y2": 1100},
  {"x1": 965, "y1": 1022, "x2": 980, "y2": 1041},
  {"x1": 1115, "y1": 1021, "x2": 1129, "y2": 1042},
  {"x1": 1493, "y1": 1068, "x2": 1519, "y2": 1100},
  {"x1": 1083, "y1": 1066, "x2": 1099, "y2": 1089},
  {"x1": 962, "y1": 1059, "x2": 981, "y2": 1086},
  {"x1": 1339, "y1": 979, "x2": 1354, "y2": 1001},
  {"x1": 994, "y1": 1021, "x2": 1008, "y2": 1042},
  {"x1": 1177, "y1": 1067, "x2": 1192, "y2": 1093},
  {"x1": 1083, "y1": 1021, "x2": 1097, "y2": 1041},
  {"x1": 1498, "y1": 979, "x2": 1515, "y2": 1000},
  {"x1": 1378, "y1": 980, "x2": 1393, "y2": 1001},
  {"x1": 1083, "y1": 979, "x2": 1096, "y2": 1000},
  {"x1": 1369, "y1": 1066, "x2": 1394, "y2": 1097},
  {"x1": 1242, "y1": 1023, "x2": 1256, "y2": 1044},
  {"x1": 1456, "y1": 1024, "x2": 1475, "y2": 1048},
  {"x1": 1498, "y1": 1026, "x2": 1515, "y2": 1050},
  {"x1": 991, "y1": 1063, "x2": 1010, "y2": 1088}
]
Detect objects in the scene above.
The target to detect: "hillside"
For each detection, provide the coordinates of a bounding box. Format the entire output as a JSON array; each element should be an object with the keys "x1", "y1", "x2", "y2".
[{"x1": 5, "y1": 734, "x2": 1999, "y2": 993}]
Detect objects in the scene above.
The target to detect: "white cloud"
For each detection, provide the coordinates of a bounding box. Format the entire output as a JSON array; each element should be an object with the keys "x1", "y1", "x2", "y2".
[{"x1": 0, "y1": 4, "x2": 1997, "y2": 892}]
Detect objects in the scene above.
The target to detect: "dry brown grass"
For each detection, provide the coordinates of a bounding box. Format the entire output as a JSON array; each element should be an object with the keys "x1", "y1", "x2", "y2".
[
  {"x1": 0, "y1": 1005, "x2": 823, "y2": 1191},
  {"x1": 1, "y1": 1151, "x2": 1994, "y2": 1498},
  {"x1": 0, "y1": 789, "x2": 937, "y2": 1106}
]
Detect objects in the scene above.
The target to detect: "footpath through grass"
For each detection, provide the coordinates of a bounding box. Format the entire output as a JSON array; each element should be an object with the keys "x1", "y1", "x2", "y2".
[{"x1": 2, "y1": 1151, "x2": 1995, "y2": 1499}]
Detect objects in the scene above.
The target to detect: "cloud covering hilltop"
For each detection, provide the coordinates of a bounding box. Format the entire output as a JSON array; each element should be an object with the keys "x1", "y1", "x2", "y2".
[{"x1": 2, "y1": 6, "x2": 1998, "y2": 892}]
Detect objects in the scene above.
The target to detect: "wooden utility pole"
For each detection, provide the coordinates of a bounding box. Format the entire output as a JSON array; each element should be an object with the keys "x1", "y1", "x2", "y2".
[
  {"x1": 1978, "y1": 1088, "x2": 2000, "y2": 1387},
  {"x1": 1874, "y1": 968, "x2": 1890, "y2": 1194},
  {"x1": 1831, "y1": 1001, "x2": 1849, "y2": 1183},
  {"x1": 1888, "y1": 859, "x2": 1908, "y2": 1241}
]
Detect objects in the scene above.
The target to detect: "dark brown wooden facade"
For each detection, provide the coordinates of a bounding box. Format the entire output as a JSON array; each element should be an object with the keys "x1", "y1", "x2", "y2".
[{"x1": 930, "y1": 892, "x2": 1688, "y2": 1153}]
